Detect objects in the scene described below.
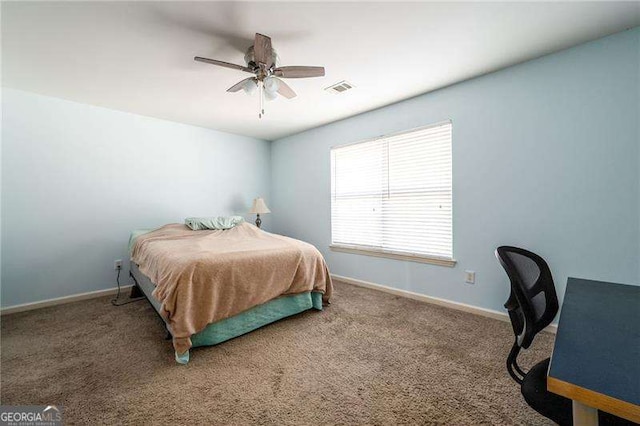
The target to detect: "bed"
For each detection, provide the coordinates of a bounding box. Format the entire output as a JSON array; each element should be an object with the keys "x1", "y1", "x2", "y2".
[{"x1": 128, "y1": 222, "x2": 332, "y2": 364}]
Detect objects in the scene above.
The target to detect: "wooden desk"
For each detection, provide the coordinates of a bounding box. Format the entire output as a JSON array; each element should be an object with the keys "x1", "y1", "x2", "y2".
[{"x1": 547, "y1": 278, "x2": 640, "y2": 425}]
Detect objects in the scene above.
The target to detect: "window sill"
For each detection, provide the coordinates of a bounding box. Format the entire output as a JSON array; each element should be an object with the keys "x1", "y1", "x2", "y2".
[{"x1": 329, "y1": 244, "x2": 457, "y2": 267}]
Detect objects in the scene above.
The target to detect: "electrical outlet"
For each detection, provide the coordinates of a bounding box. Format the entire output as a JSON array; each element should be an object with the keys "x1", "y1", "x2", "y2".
[
  {"x1": 114, "y1": 259, "x2": 122, "y2": 270},
  {"x1": 465, "y1": 270, "x2": 475, "y2": 284}
]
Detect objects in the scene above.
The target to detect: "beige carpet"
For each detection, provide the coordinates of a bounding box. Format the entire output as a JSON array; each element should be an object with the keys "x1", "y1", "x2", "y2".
[{"x1": 1, "y1": 280, "x2": 554, "y2": 425}]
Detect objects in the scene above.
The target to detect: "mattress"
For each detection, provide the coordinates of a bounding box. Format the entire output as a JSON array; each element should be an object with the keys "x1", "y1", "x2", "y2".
[{"x1": 129, "y1": 261, "x2": 323, "y2": 364}]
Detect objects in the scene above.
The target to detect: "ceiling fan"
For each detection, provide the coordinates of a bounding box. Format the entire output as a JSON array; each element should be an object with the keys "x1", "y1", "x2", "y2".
[{"x1": 195, "y1": 33, "x2": 325, "y2": 118}]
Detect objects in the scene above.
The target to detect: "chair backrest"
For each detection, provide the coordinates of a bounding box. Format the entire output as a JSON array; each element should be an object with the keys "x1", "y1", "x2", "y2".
[{"x1": 495, "y1": 246, "x2": 559, "y2": 349}]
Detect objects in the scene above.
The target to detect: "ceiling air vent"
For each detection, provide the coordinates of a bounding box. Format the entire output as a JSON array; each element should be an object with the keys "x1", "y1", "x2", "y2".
[{"x1": 325, "y1": 80, "x2": 355, "y2": 94}]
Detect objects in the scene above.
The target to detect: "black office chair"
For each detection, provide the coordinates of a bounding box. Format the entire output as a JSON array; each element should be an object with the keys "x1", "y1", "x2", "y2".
[{"x1": 495, "y1": 246, "x2": 636, "y2": 426}]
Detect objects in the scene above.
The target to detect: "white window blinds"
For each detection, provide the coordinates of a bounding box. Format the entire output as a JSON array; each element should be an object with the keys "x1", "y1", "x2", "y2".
[{"x1": 330, "y1": 121, "x2": 453, "y2": 260}]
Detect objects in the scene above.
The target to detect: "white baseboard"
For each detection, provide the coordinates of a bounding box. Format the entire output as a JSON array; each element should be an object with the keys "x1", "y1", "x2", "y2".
[
  {"x1": 1, "y1": 285, "x2": 134, "y2": 315},
  {"x1": 2, "y1": 275, "x2": 557, "y2": 335},
  {"x1": 331, "y1": 274, "x2": 557, "y2": 334}
]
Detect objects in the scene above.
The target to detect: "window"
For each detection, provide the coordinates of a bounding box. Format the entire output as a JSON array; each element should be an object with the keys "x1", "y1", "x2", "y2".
[{"x1": 330, "y1": 121, "x2": 454, "y2": 266}]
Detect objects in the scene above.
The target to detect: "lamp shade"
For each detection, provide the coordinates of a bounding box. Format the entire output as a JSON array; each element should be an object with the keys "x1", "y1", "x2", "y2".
[
  {"x1": 264, "y1": 89, "x2": 278, "y2": 102},
  {"x1": 263, "y1": 76, "x2": 280, "y2": 94},
  {"x1": 249, "y1": 197, "x2": 271, "y2": 214},
  {"x1": 242, "y1": 79, "x2": 258, "y2": 95}
]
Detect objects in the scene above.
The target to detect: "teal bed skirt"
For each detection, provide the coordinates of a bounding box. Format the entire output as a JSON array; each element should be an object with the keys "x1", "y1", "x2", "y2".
[
  {"x1": 191, "y1": 291, "x2": 323, "y2": 348},
  {"x1": 178, "y1": 291, "x2": 324, "y2": 364},
  {"x1": 128, "y1": 260, "x2": 323, "y2": 365}
]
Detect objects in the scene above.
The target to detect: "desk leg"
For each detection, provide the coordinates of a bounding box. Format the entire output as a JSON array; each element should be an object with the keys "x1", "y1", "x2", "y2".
[{"x1": 573, "y1": 400, "x2": 598, "y2": 426}]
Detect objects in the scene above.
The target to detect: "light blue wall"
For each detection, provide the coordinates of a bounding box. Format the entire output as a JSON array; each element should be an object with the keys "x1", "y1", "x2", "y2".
[
  {"x1": 2, "y1": 29, "x2": 638, "y2": 313},
  {"x1": 1, "y1": 89, "x2": 271, "y2": 307},
  {"x1": 271, "y1": 28, "x2": 640, "y2": 314}
]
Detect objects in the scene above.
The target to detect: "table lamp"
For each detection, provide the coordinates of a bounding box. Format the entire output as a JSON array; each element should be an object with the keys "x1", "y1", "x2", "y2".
[{"x1": 249, "y1": 197, "x2": 270, "y2": 228}]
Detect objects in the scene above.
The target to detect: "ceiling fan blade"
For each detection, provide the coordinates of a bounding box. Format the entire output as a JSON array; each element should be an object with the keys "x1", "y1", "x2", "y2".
[
  {"x1": 273, "y1": 66, "x2": 325, "y2": 78},
  {"x1": 194, "y1": 56, "x2": 254, "y2": 74},
  {"x1": 253, "y1": 33, "x2": 273, "y2": 67},
  {"x1": 273, "y1": 78, "x2": 296, "y2": 99},
  {"x1": 227, "y1": 77, "x2": 257, "y2": 93}
]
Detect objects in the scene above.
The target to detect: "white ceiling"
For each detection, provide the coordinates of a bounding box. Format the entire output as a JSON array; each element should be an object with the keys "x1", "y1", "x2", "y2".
[{"x1": 3, "y1": 1, "x2": 639, "y2": 141}]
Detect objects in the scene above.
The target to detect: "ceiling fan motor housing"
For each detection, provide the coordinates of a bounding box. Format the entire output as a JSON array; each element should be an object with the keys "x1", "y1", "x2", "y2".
[{"x1": 244, "y1": 46, "x2": 279, "y2": 71}]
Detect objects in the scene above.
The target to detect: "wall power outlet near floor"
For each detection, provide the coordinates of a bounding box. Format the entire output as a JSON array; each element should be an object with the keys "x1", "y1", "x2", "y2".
[
  {"x1": 465, "y1": 270, "x2": 475, "y2": 284},
  {"x1": 114, "y1": 259, "x2": 122, "y2": 270}
]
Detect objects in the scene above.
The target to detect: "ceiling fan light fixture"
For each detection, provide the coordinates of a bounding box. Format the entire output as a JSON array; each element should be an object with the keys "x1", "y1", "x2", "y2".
[
  {"x1": 242, "y1": 79, "x2": 258, "y2": 95},
  {"x1": 263, "y1": 76, "x2": 280, "y2": 94},
  {"x1": 264, "y1": 89, "x2": 278, "y2": 102}
]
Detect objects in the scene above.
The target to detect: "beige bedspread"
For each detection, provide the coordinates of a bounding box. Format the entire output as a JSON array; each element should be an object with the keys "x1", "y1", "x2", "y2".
[{"x1": 131, "y1": 222, "x2": 332, "y2": 354}]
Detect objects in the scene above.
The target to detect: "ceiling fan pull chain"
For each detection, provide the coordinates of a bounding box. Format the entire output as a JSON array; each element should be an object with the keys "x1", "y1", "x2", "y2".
[
  {"x1": 260, "y1": 81, "x2": 265, "y2": 118},
  {"x1": 259, "y1": 81, "x2": 263, "y2": 119}
]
